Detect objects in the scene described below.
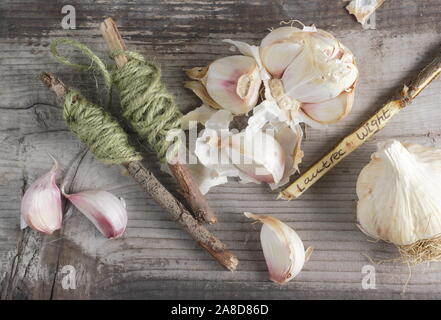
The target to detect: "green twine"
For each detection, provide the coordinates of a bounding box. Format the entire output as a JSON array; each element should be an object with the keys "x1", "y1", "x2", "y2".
[
  {"x1": 111, "y1": 50, "x2": 182, "y2": 162},
  {"x1": 50, "y1": 38, "x2": 182, "y2": 163},
  {"x1": 63, "y1": 89, "x2": 142, "y2": 164},
  {"x1": 50, "y1": 38, "x2": 112, "y2": 105}
]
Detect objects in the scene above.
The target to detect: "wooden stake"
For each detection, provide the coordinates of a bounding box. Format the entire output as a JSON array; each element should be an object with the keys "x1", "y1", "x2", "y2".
[
  {"x1": 280, "y1": 50, "x2": 441, "y2": 200},
  {"x1": 40, "y1": 72, "x2": 238, "y2": 271},
  {"x1": 100, "y1": 17, "x2": 217, "y2": 224}
]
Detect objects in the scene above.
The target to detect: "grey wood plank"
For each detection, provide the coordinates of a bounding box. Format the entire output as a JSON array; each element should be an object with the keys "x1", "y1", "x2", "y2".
[{"x1": 2, "y1": 0, "x2": 441, "y2": 299}]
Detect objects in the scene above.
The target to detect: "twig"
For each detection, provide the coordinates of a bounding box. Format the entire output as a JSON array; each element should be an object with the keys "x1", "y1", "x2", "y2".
[
  {"x1": 100, "y1": 17, "x2": 217, "y2": 224},
  {"x1": 39, "y1": 72, "x2": 238, "y2": 271},
  {"x1": 280, "y1": 49, "x2": 441, "y2": 200}
]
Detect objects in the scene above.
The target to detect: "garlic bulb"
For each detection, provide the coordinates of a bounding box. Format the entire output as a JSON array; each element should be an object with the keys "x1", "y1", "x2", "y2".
[
  {"x1": 357, "y1": 140, "x2": 441, "y2": 247},
  {"x1": 185, "y1": 55, "x2": 262, "y2": 115},
  {"x1": 21, "y1": 155, "x2": 62, "y2": 234},
  {"x1": 260, "y1": 26, "x2": 358, "y2": 125},
  {"x1": 63, "y1": 189, "x2": 127, "y2": 239},
  {"x1": 182, "y1": 22, "x2": 357, "y2": 194},
  {"x1": 244, "y1": 212, "x2": 313, "y2": 284}
]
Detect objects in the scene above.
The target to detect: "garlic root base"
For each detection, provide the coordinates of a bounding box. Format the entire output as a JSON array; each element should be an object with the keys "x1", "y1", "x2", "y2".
[{"x1": 398, "y1": 236, "x2": 441, "y2": 265}]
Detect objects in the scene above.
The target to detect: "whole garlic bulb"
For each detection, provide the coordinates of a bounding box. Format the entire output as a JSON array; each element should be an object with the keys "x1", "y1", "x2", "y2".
[
  {"x1": 260, "y1": 26, "x2": 358, "y2": 125},
  {"x1": 357, "y1": 140, "x2": 441, "y2": 246},
  {"x1": 185, "y1": 55, "x2": 261, "y2": 115}
]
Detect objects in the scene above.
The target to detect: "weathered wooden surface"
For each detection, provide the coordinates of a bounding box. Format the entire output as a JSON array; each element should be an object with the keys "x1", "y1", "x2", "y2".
[{"x1": 2, "y1": 0, "x2": 441, "y2": 299}]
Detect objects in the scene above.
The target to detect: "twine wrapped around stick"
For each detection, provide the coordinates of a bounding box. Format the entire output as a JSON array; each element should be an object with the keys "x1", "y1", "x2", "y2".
[
  {"x1": 63, "y1": 88, "x2": 142, "y2": 164},
  {"x1": 50, "y1": 38, "x2": 182, "y2": 163},
  {"x1": 41, "y1": 36, "x2": 236, "y2": 268}
]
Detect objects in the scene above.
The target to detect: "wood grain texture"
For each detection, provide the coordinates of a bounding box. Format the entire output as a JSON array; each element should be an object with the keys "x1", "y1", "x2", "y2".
[{"x1": 2, "y1": 0, "x2": 441, "y2": 299}]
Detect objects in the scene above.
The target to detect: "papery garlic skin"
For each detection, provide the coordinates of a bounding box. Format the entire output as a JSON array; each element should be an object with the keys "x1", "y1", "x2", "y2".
[
  {"x1": 63, "y1": 189, "x2": 127, "y2": 239},
  {"x1": 185, "y1": 55, "x2": 262, "y2": 115},
  {"x1": 193, "y1": 109, "x2": 290, "y2": 189},
  {"x1": 357, "y1": 140, "x2": 441, "y2": 246},
  {"x1": 20, "y1": 156, "x2": 62, "y2": 234},
  {"x1": 346, "y1": 0, "x2": 386, "y2": 26},
  {"x1": 244, "y1": 212, "x2": 312, "y2": 284},
  {"x1": 260, "y1": 26, "x2": 358, "y2": 125}
]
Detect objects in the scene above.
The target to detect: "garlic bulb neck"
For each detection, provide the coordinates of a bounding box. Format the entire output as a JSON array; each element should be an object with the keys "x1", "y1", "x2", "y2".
[{"x1": 378, "y1": 140, "x2": 421, "y2": 178}]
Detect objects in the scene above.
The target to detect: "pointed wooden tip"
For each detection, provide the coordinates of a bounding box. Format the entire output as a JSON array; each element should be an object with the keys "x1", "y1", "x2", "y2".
[{"x1": 39, "y1": 72, "x2": 68, "y2": 99}]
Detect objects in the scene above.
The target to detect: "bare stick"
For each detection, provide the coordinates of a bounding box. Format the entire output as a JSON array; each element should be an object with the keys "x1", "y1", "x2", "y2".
[
  {"x1": 280, "y1": 50, "x2": 441, "y2": 200},
  {"x1": 100, "y1": 17, "x2": 217, "y2": 224},
  {"x1": 40, "y1": 72, "x2": 238, "y2": 271}
]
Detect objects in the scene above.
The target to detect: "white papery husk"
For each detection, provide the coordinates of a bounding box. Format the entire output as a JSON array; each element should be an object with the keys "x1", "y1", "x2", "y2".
[
  {"x1": 244, "y1": 212, "x2": 313, "y2": 284},
  {"x1": 346, "y1": 0, "x2": 386, "y2": 26},
  {"x1": 184, "y1": 110, "x2": 235, "y2": 194},
  {"x1": 357, "y1": 140, "x2": 441, "y2": 264},
  {"x1": 184, "y1": 107, "x2": 303, "y2": 193}
]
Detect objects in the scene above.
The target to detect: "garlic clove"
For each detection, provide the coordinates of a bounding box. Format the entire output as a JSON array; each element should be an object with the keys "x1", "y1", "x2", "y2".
[
  {"x1": 244, "y1": 212, "x2": 311, "y2": 284},
  {"x1": 260, "y1": 26, "x2": 304, "y2": 49},
  {"x1": 246, "y1": 100, "x2": 304, "y2": 187},
  {"x1": 205, "y1": 55, "x2": 261, "y2": 114},
  {"x1": 227, "y1": 130, "x2": 285, "y2": 184},
  {"x1": 300, "y1": 90, "x2": 355, "y2": 124},
  {"x1": 356, "y1": 140, "x2": 441, "y2": 246},
  {"x1": 62, "y1": 189, "x2": 128, "y2": 239},
  {"x1": 268, "y1": 122, "x2": 303, "y2": 188},
  {"x1": 282, "y1": 45, "x2": 357, "y2": 103},
  {"x1": 20, "y1": 155, "x2": 62, "y2": 234},
  {"x1": 260, "y1": 42, "x2": 302, "y2": 78}
]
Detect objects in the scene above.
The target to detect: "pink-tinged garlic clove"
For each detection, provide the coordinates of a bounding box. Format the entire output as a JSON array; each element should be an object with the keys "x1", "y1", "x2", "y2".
[
  {"x1": 206, "y1": 56, "x2": 261, "y2": 114},
  {"x1": 227, "y1": 131, "x2": 285, "y2": 184},
  {"x1": 20, "y1": 155, "x2": 62, "y2": 234},
  {"x1": 186, "y1": 56, "x2": 262, "y2": 115},
  {"x1": 244, "y1": 212, "x2": 313, "y2": 284},
  {"x1": 301, "y1": 90, "x2": 355, "y2": 124},
  {"x1": 62, "y1": 189, "x2": 127, "y2": 239}
]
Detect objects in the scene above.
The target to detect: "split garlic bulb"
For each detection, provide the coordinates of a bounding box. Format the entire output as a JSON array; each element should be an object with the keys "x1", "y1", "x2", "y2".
[
  {"x1": 185, "y1": 55, "x2": 261, "y2": 115},
  {"x1": 181, "y1": 23, "x2": 357, "y2": 194},
  {"x1": 261, "y1": 26, "x2": 358, "y2": 125},
  {"x1": 357, "y1": 140, "x2": 441, "y2": 246},
  {"x1": 244, "y1": 212, "x2": 313, "y2": 284}
]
